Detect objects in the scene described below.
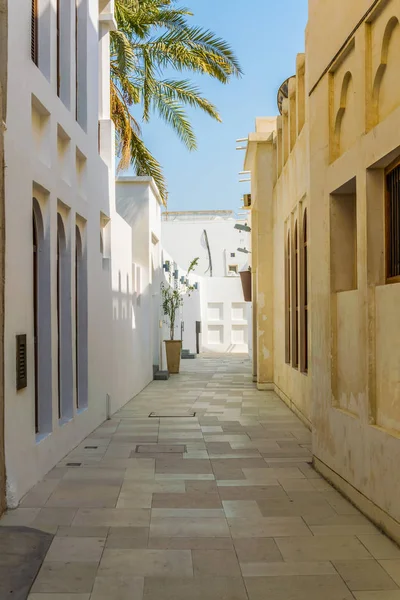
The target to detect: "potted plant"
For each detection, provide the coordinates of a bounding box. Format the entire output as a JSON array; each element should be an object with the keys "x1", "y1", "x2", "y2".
[
  {"x1": 161, "y1": 258, "x2": 199, "y2": 374},
  {"x1": 240, "y1": 266, "x2": 252, "y2": 302}
]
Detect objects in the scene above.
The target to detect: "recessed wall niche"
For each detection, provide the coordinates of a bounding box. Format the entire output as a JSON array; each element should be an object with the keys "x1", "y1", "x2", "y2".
[
  {"x1": 330, "y1": 177, "x2": 358, "y2": 293},
  {"x1": 57, "y1": 124, "x2": 72, "y2": 185},
  {"x1": 31, "y1": 95, "x2": 51, "y2": 167},
  {"x1": 76, "y1": 147, "x2": 87, "y2": 198}
]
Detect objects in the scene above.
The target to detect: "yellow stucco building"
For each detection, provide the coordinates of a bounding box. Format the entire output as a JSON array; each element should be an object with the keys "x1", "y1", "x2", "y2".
[{"x1": 246, "y1": 0, "x2": 400, "y2": 544}]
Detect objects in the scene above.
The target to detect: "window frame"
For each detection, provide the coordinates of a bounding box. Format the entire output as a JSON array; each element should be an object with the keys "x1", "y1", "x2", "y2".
[
  {"x1": 32, "y1": 210, "x2": 39, "y2": 432},
  {"x1": 301, "y1": 209, "x2": 308, "y2": 374},
  {"x1": 292, "y1": 221, "x2": 299, "y2": 369},
  {"x1": 31, "y1": 0, "x2": 39, "y2": 65},
  {"x1": 385, "y1": 156, "x2": 400, "y2": 284},
  {"x1": 285, "y1": 228, "x2": 291, "y2": 364},
  {"x1": 56, "y1": 0, "x2": 61, "y2": 96}
]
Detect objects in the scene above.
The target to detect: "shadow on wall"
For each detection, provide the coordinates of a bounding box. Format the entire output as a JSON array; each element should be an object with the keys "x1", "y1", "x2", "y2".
[{"x1": 111, "y1": 269, "x2": 154, "y2": 408}]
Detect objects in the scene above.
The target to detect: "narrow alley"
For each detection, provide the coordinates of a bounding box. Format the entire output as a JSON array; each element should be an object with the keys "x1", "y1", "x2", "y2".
[{"x1": 1, "y1": 355, "x2": 400, "y2": 599}]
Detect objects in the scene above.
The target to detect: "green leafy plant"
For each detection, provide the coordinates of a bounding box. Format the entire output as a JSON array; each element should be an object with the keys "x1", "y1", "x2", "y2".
[{"x1": 161, "y1": 257, "x2": 199, "y2": 340}]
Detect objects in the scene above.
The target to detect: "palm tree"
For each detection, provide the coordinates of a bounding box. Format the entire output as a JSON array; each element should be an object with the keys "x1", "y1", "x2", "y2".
[{"x1": 111, "y1": 0, "x2": 242, "y2": 202}]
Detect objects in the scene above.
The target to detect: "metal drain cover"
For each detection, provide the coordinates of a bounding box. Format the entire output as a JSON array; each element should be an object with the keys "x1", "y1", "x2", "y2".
[
  {"x1": 149, "y1": 412, "x2": 196, "y2": 418},
  {"x1": 135, "y1": 444, "x2": 187, "y2": 454}
]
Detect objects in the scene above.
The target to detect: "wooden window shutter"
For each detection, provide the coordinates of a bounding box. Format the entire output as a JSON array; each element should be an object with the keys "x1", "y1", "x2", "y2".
[
  {"x1": 386, "y1": 162, "x2": 400, "y2": 282},
  {"x1": 57, "y1": 0, "x2": 60, "y2": 95},
  {"x1": 31, "y1": 0, "x2": 38, "y2": 65}
]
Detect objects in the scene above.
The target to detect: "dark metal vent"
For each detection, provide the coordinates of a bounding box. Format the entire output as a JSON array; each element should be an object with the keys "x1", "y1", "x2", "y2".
[
  {"x1": 85, "y1": 446, "x2": 98, "y2": 449},
  {"x1": 16, "y1": 335, "x2": 27, "y2": 391},
  {"x1": 66, "y1": 462, "x2": 82, "y2": 467}
]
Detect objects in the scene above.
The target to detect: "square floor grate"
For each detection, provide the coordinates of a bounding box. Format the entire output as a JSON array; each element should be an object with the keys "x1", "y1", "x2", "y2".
[{"x1": 135, "y1": 444, "x2": 187, "y2": 454}]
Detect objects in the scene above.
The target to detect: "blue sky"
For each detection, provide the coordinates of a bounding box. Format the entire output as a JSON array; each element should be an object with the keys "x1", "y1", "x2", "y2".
[{"x1": 140, "y1": 0, "x2": 308, "y2": 213}]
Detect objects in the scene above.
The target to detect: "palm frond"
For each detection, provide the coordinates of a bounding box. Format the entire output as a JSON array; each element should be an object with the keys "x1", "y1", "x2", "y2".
[
  {"x1": 151, "y1": 93, "x2": 196, "y2": 150},
  {"x1": 128, "y1": 131, "x2": 167, "y2": 202},
  {"x1": 112, "y1": 0, "x2": 243, "y2": 203},
  {"x1": 156, "y1": 79, "x2": 221, "y2": 122}
]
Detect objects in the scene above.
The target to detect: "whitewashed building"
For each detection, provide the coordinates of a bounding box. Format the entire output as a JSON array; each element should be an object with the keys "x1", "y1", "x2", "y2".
[
  {"x1": 0, "y1": 1, "x2": 251, "y2": 512},
  {"x1": 162, "y1": 211, "x2": 252, "y2": 354},
  {"x1": 2, "y1": 0, "x2": 123, "y2": 507}
]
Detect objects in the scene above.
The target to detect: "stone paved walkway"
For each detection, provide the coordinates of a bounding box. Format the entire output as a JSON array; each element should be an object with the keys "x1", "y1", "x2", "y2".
[{"x1": 2, "y1": 354, "x2": 400, "y2": 599}]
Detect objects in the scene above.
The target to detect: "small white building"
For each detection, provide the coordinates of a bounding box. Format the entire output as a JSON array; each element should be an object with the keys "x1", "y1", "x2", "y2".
[{"x1": 162, "y1": 211, "x2": 252, "y2": 354}]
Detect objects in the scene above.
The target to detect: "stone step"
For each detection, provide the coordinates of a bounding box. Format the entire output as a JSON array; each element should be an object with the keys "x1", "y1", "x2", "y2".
[{"x1": 154, "y1": 370, "x2": 169, "y2": 380}]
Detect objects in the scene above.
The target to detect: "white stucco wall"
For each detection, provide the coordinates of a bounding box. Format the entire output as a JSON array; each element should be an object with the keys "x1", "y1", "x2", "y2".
[
  {"x1": 2, "y1": 0, "x2": 250, "y2": 508},
  {"x1": 161, "y1": 214, "x2": 251, "y2": 354},
  {"x1": 115, "y1": 177, "x2": 164, "y2": 385},
  {"x1": 201, "y1": 278, "x2": 249, "y2": 353},
  {"x1": 162, "y1": 213, "x2": 250, "y2": 278},
  {"x1": 4, "y1": 0, "x2": 115, "y2": 505}
]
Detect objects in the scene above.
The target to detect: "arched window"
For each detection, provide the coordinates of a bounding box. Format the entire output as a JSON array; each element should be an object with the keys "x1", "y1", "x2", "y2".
[
  {"x1": 33, "y1": 209, "x2": 39, "y2": 432},
  {"x1": 57, "y1": 215, "x2": 64, "y2": 419},
  {"x1": 57, "y1": 214, "x2": 73, "y2": 421},
  {"x1": 75, "y1": 227, "x2": 81, "y2": 409},
  {"x1": 302, "y1": 210, "x2": 309, "y2": 372},
  {"x1": 33, "y1": 198, "x2": 52, "y2": 435},
  {"x1": 285, "y1": 229, "x2": 291, "y2": 363},
  {"x1": 75, "y1": 224, "x2": 88, "y2": 409},
  {"x1": 293, "y1": 222, "x2": 299, "y2": 368}
]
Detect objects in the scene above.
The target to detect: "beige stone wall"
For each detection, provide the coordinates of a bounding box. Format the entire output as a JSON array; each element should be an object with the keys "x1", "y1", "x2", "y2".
[
  {"x1": 245, "y1": 57, "x2": 312, "y2": 425},
  {"x1": 307, "y1": 0, "x2": 376, "y2": 90},
  {"x1": 246, "y1": 126, "x2": 275, "y2": 390},
  {"x1": 272, "y1": 118, "x2": 311, "y2": 425},
  {"x1": 307, "y1": 0, "x2": 400, "y2": 531},
  {"x1": 309, "y1": 0, "x2": 400, "y2": 540},
  {"x1": 0, "y1": 0, "x2": 5, "y2": 516},
  {"x1": 247, "y1": 0, "x2": 400, "y2": 542},
  {"x1": 0, "y1": 83, "x2": 5, "y2": 517}
]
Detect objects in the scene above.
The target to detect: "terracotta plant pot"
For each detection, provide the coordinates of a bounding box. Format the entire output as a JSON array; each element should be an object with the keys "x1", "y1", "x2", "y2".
[
  {"x1": 165, "y1": 340, "x2": 182, "y2": 374},
  {"x1": 240, "y1": 270, "x2": 252, "y2": 302}
]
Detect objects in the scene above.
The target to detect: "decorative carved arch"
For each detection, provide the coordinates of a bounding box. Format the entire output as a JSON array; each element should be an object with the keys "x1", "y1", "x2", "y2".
[
  {"x1": 333, "y1": 71, "x2": 353, "y2": 158},
  {"x1": 372, "y1": 16, "x2": 400, "y2": 124}
]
